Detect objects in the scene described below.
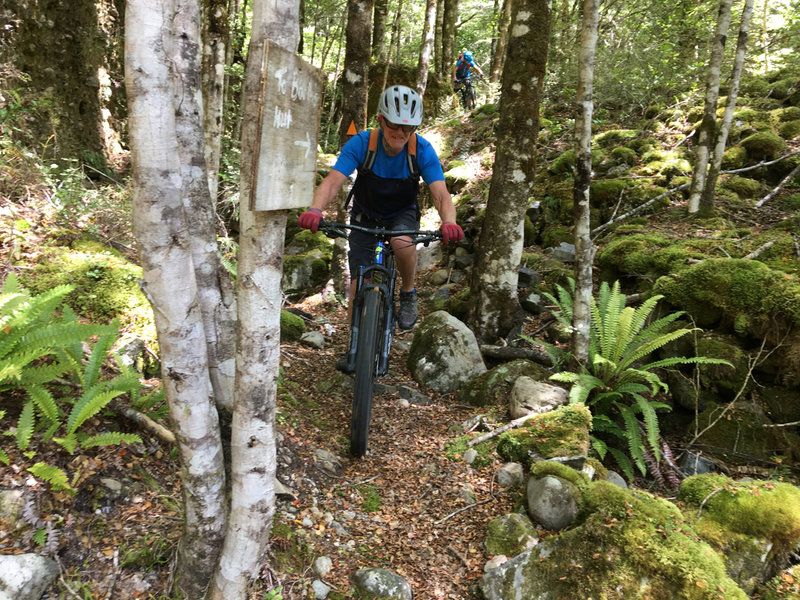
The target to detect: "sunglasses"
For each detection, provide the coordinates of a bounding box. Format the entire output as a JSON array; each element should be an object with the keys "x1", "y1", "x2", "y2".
[{"x1": 382, "y1": 119, "x2": 416, "y2": 134}]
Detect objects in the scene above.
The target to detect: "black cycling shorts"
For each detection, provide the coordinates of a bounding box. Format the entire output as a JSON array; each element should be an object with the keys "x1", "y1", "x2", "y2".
[{"x1": 348, "y1": 207, "x2": 420, "y2": 278}]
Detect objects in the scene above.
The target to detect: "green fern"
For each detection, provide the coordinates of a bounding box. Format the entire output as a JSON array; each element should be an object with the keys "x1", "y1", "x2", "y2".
[
  {"x1": 27, "y1": 462, "x2": 73, "y2": 493},
  {"x1": 1, "y1": 275, "x2": 144, "y2": 456},
  {"x1": 82, "y1": 432, "x2": 142, "y2": 448},
  {"x1": 549, "y1": 278, "x2": 733, "y2": 479}
]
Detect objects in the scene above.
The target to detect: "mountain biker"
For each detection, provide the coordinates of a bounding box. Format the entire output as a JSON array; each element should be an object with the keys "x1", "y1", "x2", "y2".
[
  {"x1": 453, "y1": 50, "x2": 484, "y2": 86},
  {"x1": 297, "y1": 85, "x2": 463, "y2": 360}
]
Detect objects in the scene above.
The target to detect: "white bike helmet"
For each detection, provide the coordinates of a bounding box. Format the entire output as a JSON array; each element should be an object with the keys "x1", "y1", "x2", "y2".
[{"x1": 379, "y1": 85, "x2": 423, "y2": 126}]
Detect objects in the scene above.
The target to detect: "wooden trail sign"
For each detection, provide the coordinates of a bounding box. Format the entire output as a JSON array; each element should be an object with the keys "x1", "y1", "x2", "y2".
[{"x1": 250, "y1": 42, "x2": 323, "y2": 211}]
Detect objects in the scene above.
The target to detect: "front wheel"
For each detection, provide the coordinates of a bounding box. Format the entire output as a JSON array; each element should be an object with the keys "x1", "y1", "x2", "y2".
[{"x1": 351, "y1": 288, "x2": 383, "y2": 457}]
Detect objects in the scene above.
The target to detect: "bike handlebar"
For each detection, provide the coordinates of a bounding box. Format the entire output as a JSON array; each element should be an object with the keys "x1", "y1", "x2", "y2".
[{"x1": 318, "y1": 220, "x2": 443, "y2": 245}]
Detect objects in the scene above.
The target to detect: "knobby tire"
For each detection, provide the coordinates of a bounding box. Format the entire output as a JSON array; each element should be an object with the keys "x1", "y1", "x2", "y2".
[{"x1": 351, "y1": 288, "x2": 383, "y2": 457}]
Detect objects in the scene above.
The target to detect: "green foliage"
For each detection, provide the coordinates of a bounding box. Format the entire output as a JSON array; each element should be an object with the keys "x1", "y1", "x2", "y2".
[
  {"x1": 547, "y1": 279, "x2": 732, "y2": 478},
  {"x1": 1, "y1": 274, "x2": 143, "y2": 472},
  {"x1": 27, "y1": 462, "x2": 73, "y2": 493}
]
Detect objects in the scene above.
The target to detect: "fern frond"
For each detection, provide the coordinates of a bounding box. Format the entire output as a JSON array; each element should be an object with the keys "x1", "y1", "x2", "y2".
[
  {"x1": 28, "y1": 384, "x2": 61, "y2": 422},
  {"x1": 66, "y1": 387, "x2": 127, "y2": 435},
  {"x1": 611, "y1": 306, "x2": 637, "y2": 364},
  {"x1": 627, "y1": 295, "x2": 664, "y2": 338},
  {"x1": 635, "y1": 311, "x2": 689, "y2": 345},
  {"x1": 16, "y1": 401, "x2": 35, "y2": 450},
  {"x1": 643, "y1": 356, "x2": 733, "y2": 371},
  {"x1": 53, "y1": 435, "x2": 78, "y2": 454},
  {"x1": 81, "y1": 432, "x2": 142, "y2": 448},
  {"x1": 607, "y1": 447, "x2": 635, "y2": 482},
  {"x1": 616, "y1": 328, "x2": 698, "y2": 371},
  {"x1": 85, "y1": 324, "x2": 120, "y2": 390},
  {"x1": 1, "y1": 273, "x2": 23, "y2": 294},
  {"x1": 590, "y1": 436, "x2": 608, "y2": 459},
  {"x1": 27, "y1": 462, "x2": 73, "y2": 492},
  {"x1": 13, "y1": 360, "x2": 71, "y2": 387},
  {"x1": 633, "y1": 394, "x2": 662, "y2": 461},
  {"x1": 618, "y1": 404, "x2": 646, "y2": 475},
  {"x1": 0, "y1": 447, "x2": 9, "y2": 465}
]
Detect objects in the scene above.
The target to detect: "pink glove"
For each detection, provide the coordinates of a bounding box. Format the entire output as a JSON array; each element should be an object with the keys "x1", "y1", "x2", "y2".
[
  {"x1": 440, "y1": 222, "x2": 464, "y2": 244},
  {"x1": 298, "y1": 208, "x2": 323, "y2": 233}
]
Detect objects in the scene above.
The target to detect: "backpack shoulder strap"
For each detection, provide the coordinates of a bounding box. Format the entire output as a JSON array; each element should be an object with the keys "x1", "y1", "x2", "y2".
[
  {"x1": 362, "y1": 128, "x2": 380, "y2": 171},
  {"x1": 406, "y1": 133, "x2": 419, "y2": 179}
]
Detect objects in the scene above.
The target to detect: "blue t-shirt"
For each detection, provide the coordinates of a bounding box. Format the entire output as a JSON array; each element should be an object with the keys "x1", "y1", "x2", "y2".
[
  {"x1": 332, "y1": 129, "x2": 445, "y2": 185},
  {"x1": 455, "y1": 56, "x2": 476, "y2": 79}
]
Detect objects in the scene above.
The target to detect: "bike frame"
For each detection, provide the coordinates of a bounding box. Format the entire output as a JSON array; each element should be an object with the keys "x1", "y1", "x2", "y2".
[{"x1": 319, "y1": 221, "x2": 441, "y2": 375}]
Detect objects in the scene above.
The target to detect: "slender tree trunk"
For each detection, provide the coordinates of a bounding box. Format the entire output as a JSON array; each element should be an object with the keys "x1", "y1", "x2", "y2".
[
  {"x1": 125, "y1": 2, "x2": 227, "y2": 597},
  {"x1": 571, "y1": 0, "x2": 599, "y2": 365},
  {"x1": 441, "y1": 0, "x2": 459, "y2": 78},
  {"x1": 176, "y1": 0, "x2": 238, "y2": 414},
  {"x1": 388, "y1": 0, "x2": 405, "y2": 64},
  {"x1": 468, "y1": 0, "x2": 551, "y2": 343},
  {"x1": 761, "y1": 0, "x2": 769, "y2": 73},
  {"x1": 687, "y1": 0, "x2": 734, "y2": 214},
  {"x1": 341, "y1": 0, "x2": 373, "y2": 140},
  {"x1": 202, "y1": 0, "x2": 229, "y2": 205},
  {"x1": 700, "y1": 0, "x2": 755, "y2": 215},
  {"x1": 208, "y1": 0, "x2": 299, "y2": 596},
  {"x1": 416, "y1": 0, "x2": 437, "y2": 95},
  {"x1": 490, "y1": 0, "x2": 513, "y2": 84},
  {"x1": 372, "y1": 0, "x2": 389, "y2": 62},
  {"x1": 435, "y1": 0, "x2": 445, "y2": 76}
]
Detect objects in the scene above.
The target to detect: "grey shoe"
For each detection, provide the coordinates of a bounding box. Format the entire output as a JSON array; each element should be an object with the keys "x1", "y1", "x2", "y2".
[{"x1": 397, "y1": 290, "x2": 418, "y2": 330}]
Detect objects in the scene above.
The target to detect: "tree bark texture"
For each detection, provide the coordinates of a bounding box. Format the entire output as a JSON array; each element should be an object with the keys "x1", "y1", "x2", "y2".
[
  {"x1": 340, "y1": 0, "x2": 374, "y2": 140},
  {"x1": 441, "y1": 0, "x2": 459, "y2": 78},
  {"x1": 372, "y1": 0, "x2": 389, "y2": 62},
  {"x1": 571, "y1": 0, "x2": 599, "y2": 365},
  {"x1": 207, "y1": 0, "x2": 299, "y2": 596},
  {"x1": 174, "y1": 0, "x2": 238, "y2": 413},
  {"x1": 415, "y1": 0, "x2": 438, "y2": 95},
  {"x1": 435, "y1": 0, "x2": 445, "y2": 76},
  {"x1": 125, "y1": 2, "x2": 227, "y2": 597},
  {"x1": 700, "y1": 0, "x2": 755, "y2": 214},
  {"x1": 687, "y1": 0, "x2": 734, "y2": 214},
  {"x1": 468, "y1": 0, "x2": 551, "y2": 344},
  {"x1": 490, "y1": 0, "x2": 513, "y2": 83},
  {"x1": 202, "y1": 0, "x2": 229, "y2": 204}
]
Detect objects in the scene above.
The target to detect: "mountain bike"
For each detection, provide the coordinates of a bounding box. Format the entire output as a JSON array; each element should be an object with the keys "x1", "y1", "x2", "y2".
[
  {"x1": 318, "y1": 220, "x2": 442, "y2": 457},
  {"x1": 454, "y1": 76, "x2": 478, "y2": 110}
]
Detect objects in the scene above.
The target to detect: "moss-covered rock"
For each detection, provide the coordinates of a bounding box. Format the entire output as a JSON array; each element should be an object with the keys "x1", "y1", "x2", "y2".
[
  {"x1": 741, "y1": 131, "x2": 787, "y2": 160},
  {"x1": 721, "y1": 176, "x2": 762, "y2": 198},
  {"x1": 485, "y1": 513, "x2": 539, "y2": 557},
  {"x1": 595, "y1": 233, "x2": 692, "y2": 280},
  {"x1": 593, "y1": 129, "x2": 639, "y2": 148},
  {"x1": 679, "y1": 474, "x2": 800, "y2": 567},
  {"x1": 689, "y1": 401, "x2": 784, "y2": 462},
  {"x1": 280, "y1": 310, "x2": 306, "y2": 342},
  {"x1": 722, "y1": 145, "x2": 748, "y2": 170},
  {"x1": 694, "y1": 333, "x2": 749, "y2": 398},
  {"x1": 496, "y1": 405, "x2": 592, "y2": 467},
  {"x1": 610, "y1": 145, "x2": 638, "y2": 165},
  {"x1": 16, "y1": 239, "x2": 154, "y2": 340},
  {"x1": 457, "y1": 359, "x2": 549, "y2": 407},
  {"x1": 653, "y1": 258, "x2": 800, "y2": 334},
  {"x1": 481, "y1": 479, "x2": 748, "y2": 600},
  {"x1": 777, "y1": 119, "x2": 800, "y2": 139}
]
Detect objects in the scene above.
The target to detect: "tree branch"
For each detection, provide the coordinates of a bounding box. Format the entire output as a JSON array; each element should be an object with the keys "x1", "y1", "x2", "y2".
[
  {"x1": 467, "y1": 411, "x2": 541, "y2": 447},
  {"x1": 755, "y1": 162, "x2": 800, "y2": 208}
]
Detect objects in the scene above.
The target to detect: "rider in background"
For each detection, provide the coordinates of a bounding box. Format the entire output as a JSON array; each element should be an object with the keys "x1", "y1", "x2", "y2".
[
  {"x1": 298, "y1": 86, "x2": 463, "y2": 365},
  {"x1": 453, "y1": 50, "x2": 484, "y2": 88}
]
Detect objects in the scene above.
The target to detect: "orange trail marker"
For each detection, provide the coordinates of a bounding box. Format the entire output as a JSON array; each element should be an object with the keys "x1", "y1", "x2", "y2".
[{"x1": 346, "y1": 120, "x2": 358, "y2": 136}]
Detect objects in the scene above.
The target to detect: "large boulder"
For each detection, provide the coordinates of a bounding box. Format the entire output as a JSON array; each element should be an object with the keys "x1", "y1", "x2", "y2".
[
  {"x1": 485, "y1": 513, "x2": 539, "y2": 557},
  {"x1": 481, "y1": 479, "x2": 749, "y2": 600},
  {"x1": 509, "y1": 377, "x2": 568, "y2": 419},
  {"x1": 408, "y1": 311, "x2": 486, "y2": 393},
  {"x1": 458, "y1": 359, "x2": 548, "y2": 407},
  {"x1": 352, "y1": 568, "x2": 413, "y2": 600}
]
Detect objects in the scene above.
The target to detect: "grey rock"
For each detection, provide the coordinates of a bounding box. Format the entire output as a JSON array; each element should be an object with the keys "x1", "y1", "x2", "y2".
[
  {"x1": 313, "y1": 449, "x2": 342, "y2": 476},
  {"x1": 509, "y1": 377, "x2": 569, "y2": 419},
  {"x1": 546, "y1": 242, "x2": 576, "y2": 263},
  {"x1": 605, "y1": 470, "x2": 628, "y2": 488},
  {"x1": 496, "y1": 463, "x2": 524, "y2": 488},
  {"x1": 483, "y1": 555, "x2": 509, "y2": 572},
  {"x1": 0, "y1": 553, "x2": 59, "y2": 600},
  {"x1": 300, "y1": 331, "x2": 326, "y2": 349},
  {"x1": 526, "y1": 475, "x2": 579, "y2": 530},
  {"x1": 417, "y1": 241, "x2": 443, "y2": 271},
  {"x1": 485, "y1": 512, "x2": 539, "y2": 557},
  {"x1": 312, "y1": 579, "x2": 331, "y2": 599},
  {"x1": 408, "y1": 311, "x2": 486, "y2": 394},
  {"x1": 463, "y1": 448, "x2": 478, "y2": 465},
  {"x1": 517, "y1": 267, "x2": 541, "y2": 288},
  {"x1": 352, "y1": 567, "x2": 413, "y2": 600},
  {"x1": 0, "y1": 490, "x2": 25, "y2": 526},
  {"x1": 313, "y1": 556, "x2": 333, "y2": 578},
  {"x1": 679, "y1": 452, "x2": 716, "y2": 476},
  {"x1": 520, "y1": 291, "x2": 545, "y2": 315}
]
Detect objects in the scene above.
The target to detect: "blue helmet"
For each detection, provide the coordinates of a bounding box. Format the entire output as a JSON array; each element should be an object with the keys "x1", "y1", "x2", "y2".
[{"x1": 463, "y1": 50, "x2": 473, "y2": 61}]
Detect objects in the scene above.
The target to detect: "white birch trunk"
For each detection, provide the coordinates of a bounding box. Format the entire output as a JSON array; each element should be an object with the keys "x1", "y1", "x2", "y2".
[
  {"x1": 125, "y1": 2, "x2": 227, "y2": 597},
  {"x1": 700, "y1": 0, "x2": 755, "y2": 214},
  {"x1": 571, "y1": 0, "x2": 599, "y2": 365},
  {"x1": 203, "y1": 0, "x2": 229, "y2": 204},
  {"x1": 173, "y1": 0, "x2": 238, "y2": 412},
  {"x1": 207, "y1": 0, "x2": 299, "y2": 596},
  {"x1": 687, "y1": 0, "x2": 734, "y2": 214},
  {"x1": 415, "y1": 0, "x2": 437, "y2": 96}
]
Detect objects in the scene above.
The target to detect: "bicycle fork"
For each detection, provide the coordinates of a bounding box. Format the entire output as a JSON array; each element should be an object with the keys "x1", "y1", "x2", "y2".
[{"x1": 345, "y1": 242, "x2": 397, "y2": 376}]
